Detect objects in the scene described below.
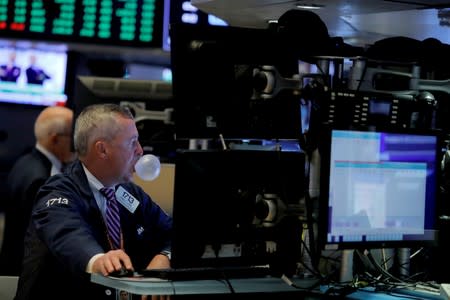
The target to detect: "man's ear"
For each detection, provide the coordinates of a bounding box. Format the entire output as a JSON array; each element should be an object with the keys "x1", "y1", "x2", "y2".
[
  {"x1": 49, "y1": 133, "x2": 60, "y2": 147},
  {"x1": 94, "y1": 140, "x2": 107, "y2": 159},
  {"x1": 40, "y1": 134, "x2": 57, "y2": 155}
]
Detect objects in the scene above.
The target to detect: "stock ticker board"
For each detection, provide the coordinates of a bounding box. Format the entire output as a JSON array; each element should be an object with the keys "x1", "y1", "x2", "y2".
[{"x1": 0, "y1": 0, "x2": 164, "y2": 48}]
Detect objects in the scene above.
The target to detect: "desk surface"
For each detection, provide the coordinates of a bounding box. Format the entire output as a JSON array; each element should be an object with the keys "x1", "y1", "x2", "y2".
[
  {"x1": 91, "y1": 274, "x2": 322, "y2": 296},
  {"x1": 346, "y1": 287, "x2": 442, "y2": 300},
  {"x1": 91, "y1": 274, "x2": 443, "y2": 299}
]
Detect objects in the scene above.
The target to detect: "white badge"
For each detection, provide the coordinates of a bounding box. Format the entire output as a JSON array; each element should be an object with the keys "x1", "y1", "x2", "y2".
[{"x1": 115, "y1": 186, "x2": 139, "y2": 213}]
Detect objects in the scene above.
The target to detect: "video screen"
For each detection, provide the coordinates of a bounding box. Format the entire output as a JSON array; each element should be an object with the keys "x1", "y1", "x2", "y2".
[
  {"x1": 0, "y1": 0, "x2": 165, "y2": 49},
  {"x1": 171, "y1": 149, "x2": 305, "y2": 273},
  {"x1": 0, "y1": 40, "x2": 68, "y2": 106},
  {"x1": 322, "y1": 128, "x2": 440, "y2": 249}
]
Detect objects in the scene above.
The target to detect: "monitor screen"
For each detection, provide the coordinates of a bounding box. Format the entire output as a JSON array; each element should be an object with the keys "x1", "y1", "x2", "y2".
[
  {"x1": 171, "y1": 149, "x2": 306, "y2": 275},
  {"x1": 0, "y1": 0, "x2": 165, "y2": 49},
  {"x1": 0, "y1": 40, "x2": 68, "y2": 106},
  {"x1": 67, "y1": 75, "x2": 176, "y2": 161},
  {"x1": 319, "y1": 127, "x2": 441, "y2": 250},
  {"x1": 170, "y1": 23, "x2": 302, "y2": 140}
]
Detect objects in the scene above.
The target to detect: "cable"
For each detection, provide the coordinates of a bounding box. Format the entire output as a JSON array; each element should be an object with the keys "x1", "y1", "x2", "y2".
[
  {"x1": 281, "y1": 273, "x2": 297, "y2": 287},
  {"x1": 364, "y1": 249, "x2": 405, "y2": 284},
  {"x1": 409, "y1": 247, "x2": 424, "y2": 259},
  {"x1": 223, "y1": 277, "x2": 236, "y2": 294},
  {"x1": 217, "y1": 269, "x2": 259, "y2": 294},
  {"x1": 280, "y1": 273, "x2": 324, "y2": 295},
  {"x1": 218, "y1": 133, "x2": 227, "y2": 150}
]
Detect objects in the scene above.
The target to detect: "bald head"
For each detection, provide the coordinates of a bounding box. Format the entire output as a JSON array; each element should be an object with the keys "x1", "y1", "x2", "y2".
[
  {"x1": 35, "y1": 106, "x2": 72, "y2": 141},
  {"x1": 34, "y1": 106, "x2": 75, "y2": 163}
]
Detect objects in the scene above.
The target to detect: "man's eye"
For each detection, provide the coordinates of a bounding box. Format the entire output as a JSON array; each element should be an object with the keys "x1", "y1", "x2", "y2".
[{"x1": 131, "y1": 139, "x2": 139, "y2": 147}]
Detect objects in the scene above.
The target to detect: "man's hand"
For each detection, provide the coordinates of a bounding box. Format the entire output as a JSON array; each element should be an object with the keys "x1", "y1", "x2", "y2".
[
  {"x1": 92, "y1": 249, "x2": 133, "y2": 276},
  {"x1": 145, "y1": 254, "x2": 171, "y2": 270},
  {"x1": 142, "y1": 254, "x2": 172, "y2": 300}
]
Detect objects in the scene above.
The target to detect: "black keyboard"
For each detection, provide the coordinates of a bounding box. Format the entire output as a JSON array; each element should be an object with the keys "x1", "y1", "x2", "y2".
[{"x1": 139, "y1": 265, "x2": 271, "y2": 281}]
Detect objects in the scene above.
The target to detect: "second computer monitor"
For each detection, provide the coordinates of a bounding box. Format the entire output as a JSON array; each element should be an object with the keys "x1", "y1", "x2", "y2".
[
  {"x1": 170, "y1": 149, "x2": 306, "y2": 274},
  {"x1": 319, "y1": 127, "x2": 441, "y2": 250}
]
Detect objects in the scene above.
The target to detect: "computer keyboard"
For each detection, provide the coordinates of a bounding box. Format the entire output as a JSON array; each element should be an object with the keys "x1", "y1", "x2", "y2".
[{"x1": 139, "y1": 265, "x2": 271, "y2": 281}]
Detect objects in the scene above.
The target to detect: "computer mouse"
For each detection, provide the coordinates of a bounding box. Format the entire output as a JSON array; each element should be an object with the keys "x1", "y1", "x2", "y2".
[{"x1": 109, "y1": 267, "x2": 134, "y2": 277}]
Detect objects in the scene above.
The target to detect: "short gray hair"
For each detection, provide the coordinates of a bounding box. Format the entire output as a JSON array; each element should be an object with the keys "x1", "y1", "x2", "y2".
[{"x1": 74, "y1": 103, "x2": 134, "y2": 157}]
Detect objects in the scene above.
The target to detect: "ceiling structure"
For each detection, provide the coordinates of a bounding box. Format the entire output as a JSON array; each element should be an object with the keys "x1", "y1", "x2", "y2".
[{"x1": 191, "y1": 0, "x2": 450, "y2": 47}]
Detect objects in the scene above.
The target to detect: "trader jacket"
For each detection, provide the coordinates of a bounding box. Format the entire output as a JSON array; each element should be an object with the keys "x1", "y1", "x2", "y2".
[{"x1": 15, "y1": 160, "x2": 173, "y2": 300}]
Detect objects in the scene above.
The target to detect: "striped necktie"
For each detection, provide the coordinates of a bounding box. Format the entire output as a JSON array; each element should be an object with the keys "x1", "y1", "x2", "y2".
[{"x1": 100, "y1": 187, "x2": 121, "y2": 249}]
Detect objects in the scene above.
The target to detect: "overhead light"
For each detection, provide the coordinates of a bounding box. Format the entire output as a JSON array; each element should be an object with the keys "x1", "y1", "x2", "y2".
[{"x1": 295, "y1": 3, "x2": 324, "y2": 10}]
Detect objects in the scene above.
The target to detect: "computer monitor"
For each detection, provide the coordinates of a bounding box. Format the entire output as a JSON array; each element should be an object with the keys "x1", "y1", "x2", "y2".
[
  {"x1": 170, "y1": 23, "x2": 303, "y2": 140},
  {"x1": 319, "y1": 126, "x2": 441, "y2": 250},
  {"x1": 171, "y1": 149, "x2": 306, "y2": 275},
  {"x1": 67, "y1": 75, "x2": 176, "y2": 161}
]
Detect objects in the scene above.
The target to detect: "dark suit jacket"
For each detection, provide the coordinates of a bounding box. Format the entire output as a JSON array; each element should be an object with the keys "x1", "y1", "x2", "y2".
[
  {"x1": 0, "y1": 148, "x2": 52, "y2": 275},
  {"x1": 0, "y1": 65, "x2": 21, "y2": 82},
  {"x1": 15, "y1": 160, "x2": 173, "y2": 300},
  {"x1": 26, "y1": 66, "x2": 50, "y2": 85}
]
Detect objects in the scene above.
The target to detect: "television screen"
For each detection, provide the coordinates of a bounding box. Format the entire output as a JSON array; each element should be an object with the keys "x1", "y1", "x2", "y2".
[
  {"x1": 0, "y1": 40, "x2": 68, "y2": 106},
  {"x1": 170, "y1": 149, "x2": 306, "y2": 275},
  {"x1": 319, "y1": 127, "x2": 441, "y2": 250}
]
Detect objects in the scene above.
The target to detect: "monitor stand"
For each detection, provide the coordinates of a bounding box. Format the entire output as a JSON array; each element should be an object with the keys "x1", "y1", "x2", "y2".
[
  {"x1": 339, "y1": 249, "x2": 354, "y2": 283},
  {"x1": 397, "y1": 248, "x2": 410, "y2": 277}
]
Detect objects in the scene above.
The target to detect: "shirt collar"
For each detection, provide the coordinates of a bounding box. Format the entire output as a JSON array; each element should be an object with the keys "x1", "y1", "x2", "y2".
[
  {"x1": 82, "y1": 163, "x2": 107, "y2": 191},
  {"x1": 82, "y1": 163, "x2": 113, "y2": 217},
  {"x1": 35, "y1": 143, "x2": 62, "y2": 175}
]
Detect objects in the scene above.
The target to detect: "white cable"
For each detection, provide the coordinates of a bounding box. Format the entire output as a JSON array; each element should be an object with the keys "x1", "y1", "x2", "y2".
[{"x1": 281, "y1": 274, "x2": 294, "y2": 286}]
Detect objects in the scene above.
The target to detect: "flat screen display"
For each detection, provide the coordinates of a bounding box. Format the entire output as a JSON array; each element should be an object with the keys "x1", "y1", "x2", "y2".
[
  {"x1": 171, "y1": 149, "x2": 305, "y2": 274},
  {"x1": 319, "y1": 127, "x2": 441, "y2": 250},
  {"x1": 0, "y1": 40, "x2": 68, "y2": 106},
  {"x1": 170, "y1": 23, "x2": 302, "y2": 140},
  {"x1": 0, "y1": 0, "x2": 164, "y2": 49}
]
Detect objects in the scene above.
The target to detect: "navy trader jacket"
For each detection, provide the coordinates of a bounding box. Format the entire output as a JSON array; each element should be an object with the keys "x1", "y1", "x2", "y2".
[{"x1": 15, "y1": 160, "x2": 173, "y2": 300}]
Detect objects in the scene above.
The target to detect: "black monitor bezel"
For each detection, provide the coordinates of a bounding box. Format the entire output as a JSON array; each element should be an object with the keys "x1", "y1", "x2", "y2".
[
  {"x1": 169, "y1": 22, "x2": 303, "y2": 140},
  {"x1": 170, "y1": 149, "x2": 306, "y2": 272}
]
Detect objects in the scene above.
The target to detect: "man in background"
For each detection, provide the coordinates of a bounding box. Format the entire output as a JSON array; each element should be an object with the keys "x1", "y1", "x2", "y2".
[
  {"x1": 26, "y1": 54, "x2": 51, "y2": 85},
  {"x1": 0, "y1": 105, "x2": 75, "y2": 275},
  {"x1": 0, "y1": 51, "x2": 21, "y2": 82}
]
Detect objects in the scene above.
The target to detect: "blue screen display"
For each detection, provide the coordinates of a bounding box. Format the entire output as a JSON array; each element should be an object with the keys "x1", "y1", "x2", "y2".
[{"x1": 323, "y1": 129, "x2": 440, "y2": 249}]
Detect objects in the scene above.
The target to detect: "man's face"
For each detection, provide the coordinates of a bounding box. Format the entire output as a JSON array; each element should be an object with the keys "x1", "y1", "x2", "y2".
[
  {"x1": 104, "y1": 117, "x2": 143, "y2": 184},
  {"x1": 119, "y1": 290, "x2": 129, "y2": 300}
]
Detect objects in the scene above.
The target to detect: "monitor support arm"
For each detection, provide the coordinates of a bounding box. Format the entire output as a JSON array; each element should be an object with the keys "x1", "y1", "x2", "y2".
[
  {"x1": 120, "y1": 101, "x2": 174, "y2": 124},
  {"x1": 252, "y1": 65, "x2": 302, "y2": 99}
]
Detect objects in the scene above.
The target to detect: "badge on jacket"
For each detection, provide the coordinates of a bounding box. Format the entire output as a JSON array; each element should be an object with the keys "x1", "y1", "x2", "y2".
[{"x1": 115, "y1": 186, "x2": 139, "y2": 213}]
